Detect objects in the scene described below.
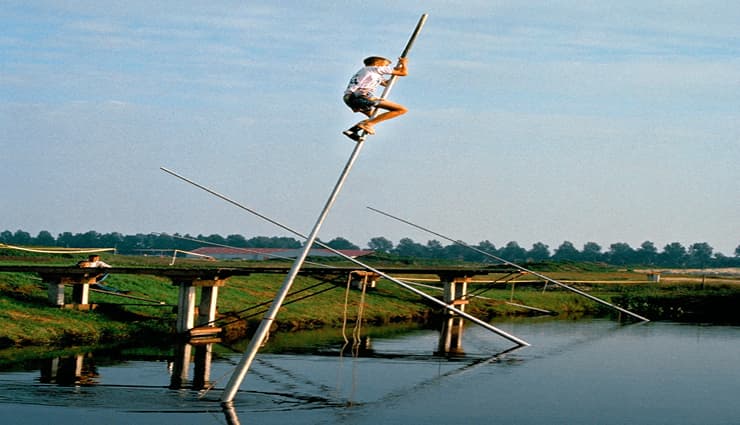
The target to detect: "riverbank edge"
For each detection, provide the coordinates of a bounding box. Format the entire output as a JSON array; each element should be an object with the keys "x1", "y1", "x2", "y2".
[
  {"x1": 2, "y1": 262, "x2": 739, "y2": 353},
  {"x1": 3, "y1": 288, "x2": 739, "y2": 352}
]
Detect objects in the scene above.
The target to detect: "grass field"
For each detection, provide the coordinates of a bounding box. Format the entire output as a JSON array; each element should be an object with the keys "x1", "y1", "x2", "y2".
[{"x1": 1, "y1": 252, "x2": 738, "y2": 351}]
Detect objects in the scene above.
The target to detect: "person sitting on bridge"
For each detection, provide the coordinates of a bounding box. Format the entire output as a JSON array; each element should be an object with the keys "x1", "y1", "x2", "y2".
[
  {"x1": 77, "y1": 254, "x2": 125, "y2": 292},
  {"x1": 77, "y1": 254, "x2": 111, "y2": 268}
]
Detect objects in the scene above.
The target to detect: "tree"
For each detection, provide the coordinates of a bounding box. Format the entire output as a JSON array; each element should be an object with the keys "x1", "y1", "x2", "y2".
[
  {"x1": 660, "y1": 242, "x2": 687, "y2": 267},
  {"x1": 0, "y1": 231, "x2": 12, "y2": 243},
  {"x1": 607, "y1": 242, "x2": 635, "y2": 265},
  {"x1": 500, "y1": 241, "x2": 527, "y2": 262},
  {"x1": 426, "y1": 240, "x2": 444, "y2": 259},
  {"x1": 636, "y1": 241, "x2": 658, "y2": 265},
  {"x1": 119, "y1": 234, "x2": 148, "y2": 253},
  {"x1": 151, "y1": 233, "x2": 175, "y2": 249},
  {"x1": 474, "y1": 240, "x2": 498, "y2": 262},
  {"x1": 394, "y1": 238, "x2": 427, "y2": 258},
  {"x1": 735, "y1": 244, "x2": 740, "y2": 258},
  {"x1": 268, "y1": 236, "x2": 301, "y2": 248},
  {"x1": 35, "y1": 230, "x2": 56, "y2": 246},
  {"x1": 527, "y1": 242, "x2": 550, "y2": 262},
  {"x1": 326, "y1": 237, "x2": 359, "y2": 250},
  {"x1": 581, "y1": 242, "x2": 603, "y2": 262},
  {"x1": 56, "y1": 232, "x2": 74, "y2": 248},
  {"x1": 201, "y1": 234, "x2": 226, "y2": 246},
  {"x1": 11, "y1": 230, "x2": 32, "y2": 245},
  {"x1": 687, "y1": 242, "x2": 713, "y2": 268},
  {"x1": 476, "y1": 240, "x2": 497, "y2": 255},
  {"x1": 367, "y1": 236, "x2": 394, "y2": 253},
  {"x1": 553, "y1": 241, "x2": 580, "y2": 261},
  {"x1": 225, "y1": 234, "x2": 248, "y2": 247},
  {"x1": 443, "y1": 243, "x2": 471, "y2": 261},
  {"x1": 98, "y1": 232, "x2": 124, "y2": 249}
]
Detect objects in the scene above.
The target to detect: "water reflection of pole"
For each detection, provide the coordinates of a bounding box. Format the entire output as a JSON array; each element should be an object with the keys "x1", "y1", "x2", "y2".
[
  {"x1": 367, "y1": 206, "x2": 650, "y2": 322},
  {"x1": 374, "y1": 344, "x2": 524, "y2": 406},
  {"x1": 222, "y1": 402, "x2": 242, "y2": 425}
]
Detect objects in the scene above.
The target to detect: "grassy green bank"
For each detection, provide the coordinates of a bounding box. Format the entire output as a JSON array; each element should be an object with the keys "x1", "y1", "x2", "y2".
[{"x1": 1, "y1": 253, "x2": 739, "y2": 353}]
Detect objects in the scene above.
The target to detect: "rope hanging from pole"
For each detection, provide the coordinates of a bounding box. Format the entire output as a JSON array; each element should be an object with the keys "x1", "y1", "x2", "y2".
[
  {"x1": 341, "y1": 273, "x2": 353, "y2": 345},
  {"x1": 341, "y1": 271, "x2": 370, "y2": 355},
  {"x1": 352, "y1": 273, "x2": 369, "y2": 355}
]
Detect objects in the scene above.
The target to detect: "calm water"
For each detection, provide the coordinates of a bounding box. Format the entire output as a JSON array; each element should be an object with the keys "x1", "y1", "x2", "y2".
[{"x1": 1, "y1": 320, "x2": 738, "y2": 424}]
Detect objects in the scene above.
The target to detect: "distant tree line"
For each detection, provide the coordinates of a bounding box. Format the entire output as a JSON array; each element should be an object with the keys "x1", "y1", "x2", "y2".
[{"x1": 1, "y1": 229, "x2": 739, "y2": 268}]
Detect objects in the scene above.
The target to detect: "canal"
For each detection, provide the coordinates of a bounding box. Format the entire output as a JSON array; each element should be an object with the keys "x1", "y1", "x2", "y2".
[{"x1": 1, "y1": 319, "x2": 738, "y2": 424}]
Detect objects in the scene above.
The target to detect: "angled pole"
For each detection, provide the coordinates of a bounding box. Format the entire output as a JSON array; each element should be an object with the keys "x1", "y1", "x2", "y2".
[
  {"x1": 161, "y1": 167, "x2": 530, "y2": 346},
  {"x1": 217, "y1": 14, "x2": 429, "y2": 405},
  {"x1": 366, "y1": 206, "x2": 650, "y2": 322}
]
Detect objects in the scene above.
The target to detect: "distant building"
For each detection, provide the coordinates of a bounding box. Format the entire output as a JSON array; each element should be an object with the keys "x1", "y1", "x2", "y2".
[{"x1": 188, "y1": 247, "x2": 374, "y2": 261}]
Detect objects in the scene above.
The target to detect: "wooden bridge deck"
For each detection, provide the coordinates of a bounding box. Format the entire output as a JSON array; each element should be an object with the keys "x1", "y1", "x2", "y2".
[{"x1": 0, "y1": 264, "x2": 522, "y2": 281}]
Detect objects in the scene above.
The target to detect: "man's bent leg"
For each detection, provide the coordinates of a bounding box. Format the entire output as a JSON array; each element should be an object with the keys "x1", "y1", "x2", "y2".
[{"x1": 364, "y1": 100, "x2": 407, "y2": 127}]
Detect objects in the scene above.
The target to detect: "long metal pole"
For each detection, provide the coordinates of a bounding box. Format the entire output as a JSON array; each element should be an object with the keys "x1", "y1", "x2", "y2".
[
  {"x1": 367, "y1": 206, "x2": 650, "y2": 322},
  {"x1": 217, "y1": 14, "x2": 429, "y2": 404},
  {"x1": 161, "y1": 167, "x2": 530, "y2": 347}
]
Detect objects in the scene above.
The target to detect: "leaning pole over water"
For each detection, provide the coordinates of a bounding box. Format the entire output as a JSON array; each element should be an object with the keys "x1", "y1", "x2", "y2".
[
  {"x1": 161, "y1": 167, "x2": 529, "y2": 348},
  {"x1": 161, "y1": 167, "x2": 529, "y2": 349},
  {"x1": 367, "y1": 206, "x2": 650, "y2": 322},
  {"x1": 218, "y1": 14, "x2": 428, "y2": 404}
]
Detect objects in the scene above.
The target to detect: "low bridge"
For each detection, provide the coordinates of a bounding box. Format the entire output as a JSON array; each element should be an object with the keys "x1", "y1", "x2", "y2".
[{"x1": 0, "y1": 264, "x2": 521, "y2": 348}]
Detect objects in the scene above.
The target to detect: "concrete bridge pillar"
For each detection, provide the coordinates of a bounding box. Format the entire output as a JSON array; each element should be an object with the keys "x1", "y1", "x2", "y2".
[
  {"x1": 198, "y1": 286, "x2": 219, "y2": 327},
  {"x1": 170, "y1": 276, "x2": 226, "y2": 335},
  {"x1": 176, "y1": 283, "x2": 197, "y2": 333},
  {"x1": 437, "y1": 276, "x2": 471, "y2": 355},
  {"x1": 47, "y1": 282, "x2": 65, "y2": 306},
  {"x1": 39, "y1": 272, "x2": 99, "y2": 308}
]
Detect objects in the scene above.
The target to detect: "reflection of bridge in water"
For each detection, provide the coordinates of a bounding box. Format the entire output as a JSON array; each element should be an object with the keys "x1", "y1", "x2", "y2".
[
  {"x1": 0, "y1": 264, "x2": 525, "y2": 354},
  {"x1": 32, "y1": 331, "x2": 524, "y2": 425},
  {"x1": 39, "y1": 352, "x2": 99, "y2": 386},
  {"x1": 37, "y1": 341, "x2": 215, "y2": 390}
]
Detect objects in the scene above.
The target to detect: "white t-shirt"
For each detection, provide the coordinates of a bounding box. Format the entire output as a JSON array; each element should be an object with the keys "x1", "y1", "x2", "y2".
[
  {"x1": 83, "y1": 260, "x2": 111, "y2": 268},
  {"x1": 345, "y1": 65, "x2": 395, "y2": 96}
]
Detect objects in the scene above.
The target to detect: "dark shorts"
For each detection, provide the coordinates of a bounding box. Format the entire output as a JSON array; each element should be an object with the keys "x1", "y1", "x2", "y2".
[{"x1": 343, "y1": 92, "x2": 379, "y2": 114}]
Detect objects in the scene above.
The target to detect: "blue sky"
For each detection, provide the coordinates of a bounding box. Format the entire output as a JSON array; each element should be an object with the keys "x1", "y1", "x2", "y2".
[{"x1": 2, "y1": 1, "x2": 738, "y2": 255}]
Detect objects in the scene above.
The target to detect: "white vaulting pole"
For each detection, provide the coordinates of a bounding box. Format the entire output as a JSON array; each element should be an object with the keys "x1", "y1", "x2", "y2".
[
  {"x1": 218, "y1": 14, "x2": 428, "y2": 404},
  {"x1": 367, "y1": 206, "x2": 650, "y2": 322}
]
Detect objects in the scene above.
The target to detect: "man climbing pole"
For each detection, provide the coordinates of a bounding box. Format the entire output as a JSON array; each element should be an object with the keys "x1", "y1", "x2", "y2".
[{"x1": 342, "y1": 56, "x2": 409, "y2": 142}]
